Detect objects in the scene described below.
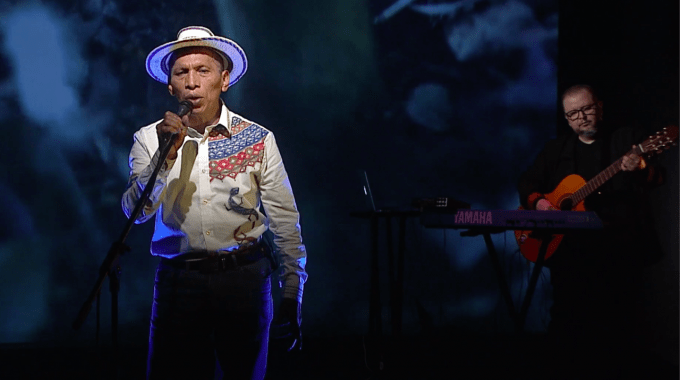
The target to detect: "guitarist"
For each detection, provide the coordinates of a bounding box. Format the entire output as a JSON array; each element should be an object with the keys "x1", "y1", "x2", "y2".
[{"x1": 517, "y1": 84, "x2": 665, "y2": 377}]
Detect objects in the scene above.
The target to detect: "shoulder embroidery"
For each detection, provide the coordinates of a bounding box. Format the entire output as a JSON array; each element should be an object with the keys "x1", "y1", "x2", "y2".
[
  {"x1": 208, "y1": 119, "x2": 268, "y2": 181},
  {"x1": 230, "y1": 116, "x2": 250, "y2": 135}
]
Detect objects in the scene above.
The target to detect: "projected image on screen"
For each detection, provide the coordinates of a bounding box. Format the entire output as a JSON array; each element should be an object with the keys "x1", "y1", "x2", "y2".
[
  {"x1": 0, "y1": 0, "x2": 560, "y2": 344},
  {"x1": 366, "y1": 0, "x2": 559, "y2": 332}
]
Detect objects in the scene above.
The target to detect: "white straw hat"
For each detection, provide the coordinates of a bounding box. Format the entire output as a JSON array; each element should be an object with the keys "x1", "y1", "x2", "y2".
[{"x1": 145, "y1": 26, "x2": 247, "y2": 86}]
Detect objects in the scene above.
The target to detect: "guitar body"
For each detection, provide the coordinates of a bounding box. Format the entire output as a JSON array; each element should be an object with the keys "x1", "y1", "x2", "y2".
[{"x1": 514, "y1": 174, "x2": 587, "y2": 262}]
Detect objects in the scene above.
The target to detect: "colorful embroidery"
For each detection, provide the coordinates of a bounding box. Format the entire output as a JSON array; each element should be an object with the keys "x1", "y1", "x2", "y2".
[
  {"x1": 208, "y1": 119, "x2": 268, "y2": 181},
  {"x1": 230, "y1": 117, "x2": 251, "y2": 135},
  {"x1": 226, "y1": 173, "x2": 263, "y2": 244}
]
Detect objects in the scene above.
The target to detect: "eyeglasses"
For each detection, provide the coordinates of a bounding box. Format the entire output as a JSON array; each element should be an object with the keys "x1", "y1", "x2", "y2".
[{"x1": 564, "y1": 103, "x2": 599, "y2": 121}]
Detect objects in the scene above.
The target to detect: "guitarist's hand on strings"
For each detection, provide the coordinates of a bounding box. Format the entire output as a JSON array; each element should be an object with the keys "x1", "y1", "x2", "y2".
[
  {"x1": 621, "y1": 149, "x2": 645, "y2": 171},
  {"x1": 536, "y1": 199, "x2": 557, "y2": 211}
]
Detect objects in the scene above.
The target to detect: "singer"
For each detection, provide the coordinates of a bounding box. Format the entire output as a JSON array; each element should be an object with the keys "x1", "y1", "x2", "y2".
[{"x1": 121, "y1": 26, "x2": 308, "y2": 380}]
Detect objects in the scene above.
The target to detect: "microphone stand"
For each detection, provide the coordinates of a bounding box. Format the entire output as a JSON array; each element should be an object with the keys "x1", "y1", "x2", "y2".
[{"x1": 72, "y1": 133, "x2": 178, "y2": 373}]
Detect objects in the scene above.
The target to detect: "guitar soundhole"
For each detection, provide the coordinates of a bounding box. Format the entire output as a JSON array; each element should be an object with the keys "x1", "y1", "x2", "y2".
[{"x1": 559, "y1": 198, "x2": 573, "y2": 211}]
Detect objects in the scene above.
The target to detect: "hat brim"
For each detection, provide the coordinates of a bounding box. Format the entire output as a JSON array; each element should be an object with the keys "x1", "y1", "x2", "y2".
[{"x1": 146, "y1": 37, "x2": 247, "y2": 86}]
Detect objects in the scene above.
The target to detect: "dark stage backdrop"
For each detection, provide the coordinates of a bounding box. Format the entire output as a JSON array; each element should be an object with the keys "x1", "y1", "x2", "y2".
[{"x1": 0, "y1": 0, "x2": 676, "y2": 365}]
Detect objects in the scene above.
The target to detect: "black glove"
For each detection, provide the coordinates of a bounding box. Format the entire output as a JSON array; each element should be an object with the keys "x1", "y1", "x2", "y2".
[{"x1": 272, "y1": 298, "x2": 302, "y2": 352}]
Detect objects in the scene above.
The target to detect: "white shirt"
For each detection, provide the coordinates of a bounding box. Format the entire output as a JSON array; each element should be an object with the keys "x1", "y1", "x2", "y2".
[{"x1": 122, "y1": 104, "x2": 307, "y2": 301}]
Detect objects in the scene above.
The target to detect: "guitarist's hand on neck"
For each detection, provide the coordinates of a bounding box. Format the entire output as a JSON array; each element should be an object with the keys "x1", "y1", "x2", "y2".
[{"x1": 621, "y1": 150, "x2": 646, "y2": 171}]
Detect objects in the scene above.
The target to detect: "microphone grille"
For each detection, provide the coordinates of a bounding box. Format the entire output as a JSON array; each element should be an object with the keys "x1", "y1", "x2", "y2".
[{"x1": 177, "y1": 100, "x2": 193, "y2": 117}]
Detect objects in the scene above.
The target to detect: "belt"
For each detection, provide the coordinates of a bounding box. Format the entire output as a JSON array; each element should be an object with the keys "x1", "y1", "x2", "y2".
[{"x1": 161, "y1": 243, "x2": 266, "y2": 273}]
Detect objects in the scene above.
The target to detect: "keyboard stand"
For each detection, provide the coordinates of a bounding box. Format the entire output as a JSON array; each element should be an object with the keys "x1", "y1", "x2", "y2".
[
  {"x1": 420, "y1": 209, "x2": 602, "y2": 333},
  {"x1": 350, "y1": 208, "x2": 421, "y2": 374},
  {"x1": 459, "y1": 228, "x2": 550, "y2": 333}
]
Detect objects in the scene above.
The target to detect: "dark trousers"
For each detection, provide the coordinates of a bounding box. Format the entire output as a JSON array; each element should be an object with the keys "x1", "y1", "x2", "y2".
[
  {"x1": 146, "y1": 257, "x2": 274, "y2": 380},
  {"x1": 546, "y1": 263, "x2": 644, "y2": 379}
]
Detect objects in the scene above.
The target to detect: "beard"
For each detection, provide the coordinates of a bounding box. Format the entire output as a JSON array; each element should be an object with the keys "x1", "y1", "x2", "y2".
[
  {"x1": 580, "y1": 128, "x2": 597, "y2": 138},
  {"x1": 577, "y1": 121, "x2": 598, "y2": 137}
]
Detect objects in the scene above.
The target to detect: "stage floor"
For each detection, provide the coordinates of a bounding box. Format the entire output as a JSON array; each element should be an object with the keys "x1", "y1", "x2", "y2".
[{"x1": 0, "y1": 332, "x2": 677, "y2": 379}]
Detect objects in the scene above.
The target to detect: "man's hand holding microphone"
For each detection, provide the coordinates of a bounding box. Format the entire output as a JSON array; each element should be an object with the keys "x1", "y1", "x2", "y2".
[{"x1": 156, "y1": 100, "x2": 193, "y2": 160}]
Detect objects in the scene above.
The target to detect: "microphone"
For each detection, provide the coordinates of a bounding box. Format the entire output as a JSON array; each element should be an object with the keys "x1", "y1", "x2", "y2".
[
  {"x1": 176, "y1": 100, "x2": 193, "y2": 118},
  {"x1": 162, "y1": 100, "x2": 193, "y2": 144}
]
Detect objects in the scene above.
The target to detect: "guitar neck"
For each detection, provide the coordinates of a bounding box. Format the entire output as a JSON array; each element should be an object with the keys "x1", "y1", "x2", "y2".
[{"x1": 570, "y1": 146, "x2": 640, "y2": 204}]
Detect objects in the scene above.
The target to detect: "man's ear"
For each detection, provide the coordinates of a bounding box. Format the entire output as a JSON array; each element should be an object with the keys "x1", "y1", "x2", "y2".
[
  {"x1": 221, "y1": 70, "x2": 230, "y2": 92},
  {"x1": 168, "y1": 84, "x2": 174, "y2": 96}
]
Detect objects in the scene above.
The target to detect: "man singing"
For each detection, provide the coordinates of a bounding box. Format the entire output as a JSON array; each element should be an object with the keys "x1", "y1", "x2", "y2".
[{"x1": 122, "y1": 26, "x2": 308, "y2": 380}]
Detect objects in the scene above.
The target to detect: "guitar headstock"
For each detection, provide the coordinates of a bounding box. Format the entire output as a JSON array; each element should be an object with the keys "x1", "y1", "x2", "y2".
[{"x1": 640, "y1": 125, "x2": 679, "y2": 157}]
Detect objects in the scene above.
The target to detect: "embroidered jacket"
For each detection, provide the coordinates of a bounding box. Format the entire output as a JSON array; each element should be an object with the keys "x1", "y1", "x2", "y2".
[{"x1": 122, "y1": 104, "x2": 307, "y2": 301}]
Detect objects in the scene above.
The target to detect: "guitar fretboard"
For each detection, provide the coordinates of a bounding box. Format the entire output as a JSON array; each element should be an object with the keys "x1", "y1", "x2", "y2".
[{"x1": 569, "y1": 146, "x2": 639, "y2": 205}]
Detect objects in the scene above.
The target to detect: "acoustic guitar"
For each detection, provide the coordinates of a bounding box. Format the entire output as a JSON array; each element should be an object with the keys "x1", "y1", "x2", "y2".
[{"x1": 515, "y1": 125, "x2": 678, "y2": 263}]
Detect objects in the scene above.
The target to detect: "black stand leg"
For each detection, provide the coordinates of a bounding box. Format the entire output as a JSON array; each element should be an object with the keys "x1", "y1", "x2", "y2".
[
  {"x1": 481, "y1": 232, "x2": 519, "y2": 331},
  {"x1": 385, "y1": 216, "x2": 397, "y2": 336},
  {"x1": 367, "y1": 215, "x2": 383, "y2": 373},
  {"x1": 517, "y1": 239, "x2": 548, "y2": 332},
  {"x1": 96, "y1": 294, "x2": 101, "y2": 347},
  {"x1": 394, "y1": 216, "x2": 405, "y2": 336},
  {"x1": 354, "y1": 210, "x2": 417, "y2": 375},
  {"x1": 109, "y1": 257, "x2": 121, "y2": 379}
]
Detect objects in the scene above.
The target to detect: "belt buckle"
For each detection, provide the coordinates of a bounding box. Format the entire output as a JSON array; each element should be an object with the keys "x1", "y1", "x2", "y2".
[{"x1": 219, "y1": 254, "x2": 238, "y2": 271}]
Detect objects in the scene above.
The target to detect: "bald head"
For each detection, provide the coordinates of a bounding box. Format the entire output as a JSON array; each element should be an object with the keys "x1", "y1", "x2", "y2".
[{"x1": 562, "y1": 84, "x2": 599, "y2": 105}]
